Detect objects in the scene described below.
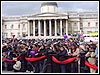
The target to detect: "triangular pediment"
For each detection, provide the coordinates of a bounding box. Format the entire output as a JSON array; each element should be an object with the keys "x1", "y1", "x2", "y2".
[{"x1": 32, "y1": 13, "x2": 68, "y2": 17}]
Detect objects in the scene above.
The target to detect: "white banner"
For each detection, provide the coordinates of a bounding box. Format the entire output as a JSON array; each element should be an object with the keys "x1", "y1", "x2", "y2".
[{"x1": 84, "y1": 37, "x2": 98, "y2": 42}]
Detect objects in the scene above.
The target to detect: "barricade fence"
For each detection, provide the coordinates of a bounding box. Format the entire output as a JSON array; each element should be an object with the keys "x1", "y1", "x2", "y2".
[{"x1": 2, "y1": 54, "x2": 98, "y2": 73}]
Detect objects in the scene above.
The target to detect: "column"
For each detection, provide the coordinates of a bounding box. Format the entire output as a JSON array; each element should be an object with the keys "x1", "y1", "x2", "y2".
[
  {"x1": 30, "y1": 22, "x2": 32, "y2": 36},
  {"x1": 66, "y1": 20, "x2": 68, "y2": 35},
  {"x1": 38, "y1": 20, "x2": 41, "y2": 36},
  {"x1": 60, "y1": 19, "x2": 62, "y2": 36},
  {"x1": 28, "y1": 21, "x2": 30, "y2": 36},
  {"x1": 55, "y1": 19, "x2": 57, "y2": 36},
  {"x1": 44, "y1": 20, "x2": 46, "y2": 36},
  {"x1": 72, "y1": 23, "x2": 73, "y2": 34},
  {"x1": 33, "y1": 20, "x2": 35, "y2": 36},
  {"x1": 78, "y1": 21, "x2": 80, "y2": 32},
  {"x1": 20, "y1": 23, "x2": 22, "y2": 37},
  {"x1": 49, "y1": 19, "x2": 52, "y2": 36}
]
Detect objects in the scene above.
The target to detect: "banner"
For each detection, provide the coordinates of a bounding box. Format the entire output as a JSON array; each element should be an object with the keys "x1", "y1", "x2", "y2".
[{"x1": 84, "y1": 37, "x2": 98, "y2": 42}]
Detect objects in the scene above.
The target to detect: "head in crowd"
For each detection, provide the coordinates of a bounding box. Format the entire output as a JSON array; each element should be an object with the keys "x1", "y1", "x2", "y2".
[{"x1": 60, "y1": 46, "x2": 65, "y2": 51}]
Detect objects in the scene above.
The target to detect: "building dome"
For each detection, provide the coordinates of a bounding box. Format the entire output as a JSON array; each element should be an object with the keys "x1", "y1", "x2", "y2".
[
  {"x1": 41, "y1": 2, "x2": 58, "y2": 7},
  {"x1": 41, "y1": 2, "x2": 58, "y2": 13}
]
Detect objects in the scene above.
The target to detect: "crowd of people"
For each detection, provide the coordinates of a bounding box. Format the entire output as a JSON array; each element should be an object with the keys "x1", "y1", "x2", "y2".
[{"x1": 2, "y1": 37, "x2": 98, "y2": 73}]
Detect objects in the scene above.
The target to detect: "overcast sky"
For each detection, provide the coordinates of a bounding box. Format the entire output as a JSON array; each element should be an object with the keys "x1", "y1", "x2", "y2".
[{"x1": 2, "y1": 1, "x2": 98, "y2": 16}]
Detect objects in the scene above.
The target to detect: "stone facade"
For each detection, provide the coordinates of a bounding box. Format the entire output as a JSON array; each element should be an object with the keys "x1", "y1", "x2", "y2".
[{"x1": 2, "y1": 2, "x2": 98, "y2": 39}]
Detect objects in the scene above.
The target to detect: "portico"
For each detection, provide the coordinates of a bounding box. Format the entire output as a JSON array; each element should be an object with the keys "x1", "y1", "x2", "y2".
[{"x1": 27, "y1": 18, "x2": 68, "y2": 38}]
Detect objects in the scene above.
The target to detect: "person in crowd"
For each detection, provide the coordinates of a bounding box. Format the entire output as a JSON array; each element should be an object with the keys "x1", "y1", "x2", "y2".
[
  {"x1": 85, "y1": 46, "x2": 97, "y2": 73},
  {"x1": 2, "y1": 38, "x2": 98, "y2": 73},
  {"x1": 69, "y1": 45, "x2": 80, "y2": 73},
  {"x1": 77, "y1": 32, "x2": 80, "y2": 41},
  {"x1": 84, "y1": 44, "x2": 90, "y2": 53},
  {"x1": 50, "y1": 43, "x2": 60, "y2": 73},
  {"x1": 32, "y1": 44, "x2": 39, "y2": 53},
  {"x1": 20, "y1": 45, "x2": 27, "y2": 72},
  {"x1": 63, "y1": 44, "x2": 69, "y2": 53},
  {"x1": 13, "y1": 58, "x2": 21, "y2": 72},
  {"x1": 95, "y1": 43, "x2": 98, "y2": 60},
  {"x1": 36, "y1": 44, "x2": 46, "y2": 72},
  {"x1": 95, "y1": 43, "x2": 98, "y2": 73},
  {"x1": 58, "y1": 46, "x2": 68, "y2": 73},
  {"x1": 36, "y1": 44, "x2": 46, "y2": 56},
  {"x1": 79, "y1": 44, "x2": 90, "y2": 73},
  {"x1": 63, "y1": 33, "x2": 68, "y2": 40}
]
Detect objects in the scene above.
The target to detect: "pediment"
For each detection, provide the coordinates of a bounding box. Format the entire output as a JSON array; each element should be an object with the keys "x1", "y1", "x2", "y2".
[{"x1": 32, "y1": 13, "x2": 68, "y2": 17}]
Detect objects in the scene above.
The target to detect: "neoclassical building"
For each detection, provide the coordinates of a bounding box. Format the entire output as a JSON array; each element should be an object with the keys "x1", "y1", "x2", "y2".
[{"x1": 2, "y1": 2, "x2": 98, "y2": 39}]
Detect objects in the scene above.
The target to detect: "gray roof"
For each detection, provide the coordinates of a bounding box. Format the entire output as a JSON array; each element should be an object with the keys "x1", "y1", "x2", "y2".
[{"x1": 41, "y1": 2, "x2": 58, "y2": 7}]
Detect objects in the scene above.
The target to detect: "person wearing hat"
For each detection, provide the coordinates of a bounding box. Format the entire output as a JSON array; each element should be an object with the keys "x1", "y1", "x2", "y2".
[{"x1": 13, "y1": 58, "x2": 21, "y2": 72}]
